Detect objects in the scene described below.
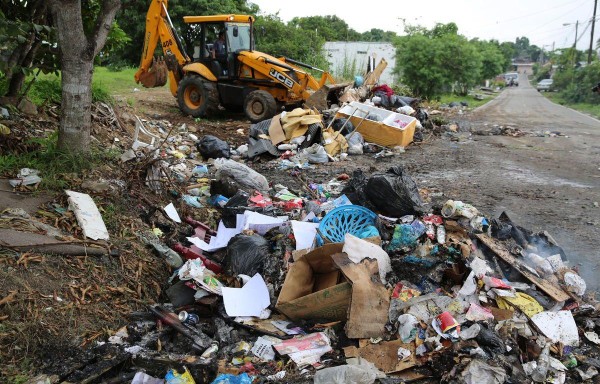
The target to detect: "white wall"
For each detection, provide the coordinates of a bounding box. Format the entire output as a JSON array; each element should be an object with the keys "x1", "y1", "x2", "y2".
[{"x1": 323, "y1": 42, "x2": 396, "y2": 84}]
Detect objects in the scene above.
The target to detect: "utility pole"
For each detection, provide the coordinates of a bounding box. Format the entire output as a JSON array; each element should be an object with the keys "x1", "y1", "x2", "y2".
[
  {"x1": 589, "y1": 0, "x2": 598, "y2": 64},
  {"x1": 574, "y1": 20, "x2": 579, "y2": 49}
]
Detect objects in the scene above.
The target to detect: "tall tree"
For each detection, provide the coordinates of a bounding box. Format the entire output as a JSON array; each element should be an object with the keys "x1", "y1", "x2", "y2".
[
  {"x1": 48, "y1": 0, "x2": 121, "y2": 152},
  {"x1": 0, "y1": 1, "x2": 56, "y2": 97}
]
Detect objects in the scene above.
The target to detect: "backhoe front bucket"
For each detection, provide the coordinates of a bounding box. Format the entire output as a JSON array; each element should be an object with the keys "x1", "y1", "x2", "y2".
[
  {"x1": 305, "y1": 83, "x2": 349, "y2": 111},
  {"x1": 139, "y1": 57, "x2": 168, "y2": 88}
]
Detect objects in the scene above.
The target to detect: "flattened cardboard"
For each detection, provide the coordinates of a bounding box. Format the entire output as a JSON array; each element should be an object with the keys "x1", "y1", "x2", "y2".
[
  {"x1": 332, "y1": 254, "x2": 390, "y2": 339},
  {"x1": 344, "y1": 340, "x2": 416, "y2": 373},
  {"x1": 276, "y1": 243, "x2": 352, "y2": 322},
  {"x1": 268, "y1": 114, "x2": 286, "y2": 145}
]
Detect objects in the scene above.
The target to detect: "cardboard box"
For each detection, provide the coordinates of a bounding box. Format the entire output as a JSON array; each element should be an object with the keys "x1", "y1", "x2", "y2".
[
  {"x1": 337, "y1": 101, "x2": 416, "y2": 148},
  {"x1": 276, "y1": 243, "x2": 352, "y2": 322}
]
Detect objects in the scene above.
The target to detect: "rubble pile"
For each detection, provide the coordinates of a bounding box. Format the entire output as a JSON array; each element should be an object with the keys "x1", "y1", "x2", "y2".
[
  {"x1": 16, "y1": 112, "x2": 597, "y2": 384},
  {"x1": 1, "y1": 91, "x2": 596, "y2": 384}
]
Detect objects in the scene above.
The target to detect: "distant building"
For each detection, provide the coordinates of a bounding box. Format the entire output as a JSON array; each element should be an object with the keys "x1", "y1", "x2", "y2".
[
  {"x1": 323, "y1": 42, "x2": 396, "y2": 84},
  {"x1": 513, "y1": 62, "x2": 534, "y2": 75}
]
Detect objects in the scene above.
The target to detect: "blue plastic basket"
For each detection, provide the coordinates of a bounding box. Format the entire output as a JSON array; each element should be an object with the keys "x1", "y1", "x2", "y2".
[{"x1": 317, "y1": 205, "x2": 378, "y2": 244}]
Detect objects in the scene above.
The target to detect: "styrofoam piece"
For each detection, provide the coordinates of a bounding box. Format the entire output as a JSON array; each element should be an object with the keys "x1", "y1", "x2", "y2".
[{"x1": 65, "y1": 190, "x2": 109, "y2": 240}]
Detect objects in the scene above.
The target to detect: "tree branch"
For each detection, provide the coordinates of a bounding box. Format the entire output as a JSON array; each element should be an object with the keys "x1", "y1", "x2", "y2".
[{"x1": 87, "y1": 0, "x2": 121, "y2": 58}]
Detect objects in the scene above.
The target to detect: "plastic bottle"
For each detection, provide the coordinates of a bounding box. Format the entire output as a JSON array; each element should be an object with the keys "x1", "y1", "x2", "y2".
[
  {"x1": 531, "y1": 341, "x2": 550, "y2": 382},
  {"x1": 153, "y1": 243, "x2": 183, "y2": 268},
  {"x1": 200, "y1": 341, "x2": 219, "y2": 359},
  {"x1": 436, "y1": 225, "x2": 446, "y2": 244}
]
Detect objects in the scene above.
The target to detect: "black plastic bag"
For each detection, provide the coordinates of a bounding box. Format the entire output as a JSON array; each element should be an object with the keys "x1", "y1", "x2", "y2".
[
  {"x1": 226, "y1": 234, "x2": 270, "y2": 276},
  {"x1": 341, "y1": 169, "x2": 370, "y2": 207},
  {"x1": 490, "y1": 218, "x2": 512, "y2": 240},
  {"x1": 475, "y1": 324, "x2": 506, "y2": 355},
  {"x1": 331, "y1": 118, "x2": 354, "y2": 134},
  {"x1": 197, "y1": 135, "x2": 230, "y2": 160},
  {"x1": 220, "y1": 190, "x2": 250, "y2": 227},
  {"x1": 365, "y1": 166, "x2": 424, "y2": 217}
]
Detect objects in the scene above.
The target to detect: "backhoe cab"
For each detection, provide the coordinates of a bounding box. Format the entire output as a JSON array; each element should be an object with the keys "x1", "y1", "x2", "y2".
[{"x1": 134, "y1": 0, "x2": 337, "y2": 123}]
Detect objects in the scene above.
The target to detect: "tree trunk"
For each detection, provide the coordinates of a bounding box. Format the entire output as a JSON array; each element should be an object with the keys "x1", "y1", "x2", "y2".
[
  {"x1": 7, "y1": 73, "x2": 26, "y2": 98},
  {"x1": 58, "y1": 60, "x2": 94, "y2": 151},
  {"x1": 49, "y1": 0, "x2": 120, "y2": 153}
]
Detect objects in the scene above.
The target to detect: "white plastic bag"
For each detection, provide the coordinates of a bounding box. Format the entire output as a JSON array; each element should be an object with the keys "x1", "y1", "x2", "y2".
[
  {"x1": 214, "y1": 158, "x2": 269, "y2": 192},
  {"x1": 302, "y1": 144, "x2": 328, "y2": 163},
  {"x1": 314, "y1": 365, "x2": 376, "y2": 384}
]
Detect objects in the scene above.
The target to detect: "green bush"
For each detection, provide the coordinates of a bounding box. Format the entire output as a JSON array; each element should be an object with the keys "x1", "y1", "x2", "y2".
[
  {"x1": 553, "y1": 62, "x2": 600, "y2": 104},
  {"x1": 28, "y1": 78, "x2": 62, "y2": 105}
]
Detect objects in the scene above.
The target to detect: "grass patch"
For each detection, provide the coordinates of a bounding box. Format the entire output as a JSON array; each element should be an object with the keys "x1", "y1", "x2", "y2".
[
  {"x1": 20, "y1": 66, "x2": 139, "y2": 106},
  {"x1": 435, "y1": 93, "x2": 492, "y2": 109},
  {"x1": 93, "y1": 66, "x2": 139, "y2": 96},
  {"x1": 543, "y1": 92, "x2": 600, "y2": 119},
  {"x1": 0, "y1": 131, "x2": 119, "y2": 190}
]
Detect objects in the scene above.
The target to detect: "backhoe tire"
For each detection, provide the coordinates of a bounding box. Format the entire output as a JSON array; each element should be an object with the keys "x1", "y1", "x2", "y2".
[
  {"x1": 244, "y1": 90, "x2": 277, "y2": 123},
  {"x1": 177, "y1": 75, "x2": 219, "y2": 118}
]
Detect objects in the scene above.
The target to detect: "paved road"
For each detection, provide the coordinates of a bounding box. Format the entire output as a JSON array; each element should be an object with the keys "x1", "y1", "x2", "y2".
[{"x1": 407, "y1": 74, "x2": 600, "y2": 291}]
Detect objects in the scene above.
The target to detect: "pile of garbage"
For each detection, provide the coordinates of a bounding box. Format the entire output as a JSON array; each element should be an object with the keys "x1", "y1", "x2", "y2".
[{"x1": 46, "y1": 128, "x2": 600, "y2": 383}]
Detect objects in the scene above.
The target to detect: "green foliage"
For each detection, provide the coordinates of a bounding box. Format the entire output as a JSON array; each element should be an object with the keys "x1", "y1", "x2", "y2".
[
  {"x1": 254, "y1": 14, "x2": 329, "y2": 70},
  {"x1": 361, "y1": 28, "x2": 398, "y2": 42},
  {"x1": 553, "y1": 62, "x2": 600, "y2": 104},
  {"x1": 513, "y1": 36, "x2": 541, "y2": 62},
  {"x1": 395, "y1": 23, "x2": 497, "y2": 99},
  {"x1": 96, "y1": 22, "x2": 132, "y2": 65},
  {"x1": 396, "y1": 34, "x2": 447, "y2": 99},
  {"x1": 0, "y1": 3, "x2": 58, "y2": 95},
  {"x1": 289, "y1": 15, "x2": 361, "y2": 41},
  {"x1": 476, "y1": 40, "x2": 508, "y2": 79},
  {"x1": 28, "y1": 78, "x2": 62, "y2": 105},
  {"x1": 0, "y1": 131, "x2": 117, "y2": 190},
  {"x1": 534, "y1": 64, "x2": 551, "y2": 82},
  {"x1": 335, "y1": 55, "x2": 358, "y2": 81},
  {"x1": 544, "y1": 91, "x2": 600, "y2": 119},
  {"x1": 443, "y1": 36, "x2": 482, "y2": 95}
]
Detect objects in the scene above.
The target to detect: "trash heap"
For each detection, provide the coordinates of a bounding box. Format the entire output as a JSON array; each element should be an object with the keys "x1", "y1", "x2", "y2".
[{"x1": 54, "y1": 128, "x2": 600, "y2": 384}]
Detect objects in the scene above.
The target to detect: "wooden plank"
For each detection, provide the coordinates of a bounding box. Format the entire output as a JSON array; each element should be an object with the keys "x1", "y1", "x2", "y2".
[
  {"x1": 364, "y1": 58, "x2": 388, "y2": 86},
  {"x1": 475, "y1": 234, "x2": 570, "y2": 302}
]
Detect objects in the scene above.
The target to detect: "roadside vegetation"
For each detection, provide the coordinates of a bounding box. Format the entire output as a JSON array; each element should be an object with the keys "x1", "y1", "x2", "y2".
[{"x1": 532, "y1": 49, "x2": 600, "y2": 118}]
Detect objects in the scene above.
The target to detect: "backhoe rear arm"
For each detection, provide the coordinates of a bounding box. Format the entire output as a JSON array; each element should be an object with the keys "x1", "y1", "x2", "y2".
[{"x1": 134, "y1": 0, "x2": 189, "y2": 84}]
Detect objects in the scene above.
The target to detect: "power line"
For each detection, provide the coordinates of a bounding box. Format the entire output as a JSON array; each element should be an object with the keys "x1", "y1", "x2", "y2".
[
  {"x1": 524, "y1": 0, "x2": 588, "y2": 36},
  {"x1": 493, "y1": 0, "x2": 586, "y2": 25}
]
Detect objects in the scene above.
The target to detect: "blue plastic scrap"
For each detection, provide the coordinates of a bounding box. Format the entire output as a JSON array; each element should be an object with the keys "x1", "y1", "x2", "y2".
[{"x1": 210, "y1": 373, "x2": 252, "y2": 384}]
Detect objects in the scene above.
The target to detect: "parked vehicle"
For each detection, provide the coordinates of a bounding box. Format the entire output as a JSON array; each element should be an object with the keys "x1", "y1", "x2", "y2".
[
  {"x1": 504, "y1": 72, "x2": 519, "y2": 87},
  {"x1": 536, "y1": 79, "x2": 553, "y2": 92}
]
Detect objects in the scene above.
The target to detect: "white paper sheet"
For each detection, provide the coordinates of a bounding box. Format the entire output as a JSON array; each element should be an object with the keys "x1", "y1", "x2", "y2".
[
  {"x1": 531, "y1": 310, "x2": 580, "y2": 346},
  {"x1": 187, "y1": 220, "x2": 241, "y2": 252},
  {"x1": 291, "y1": 220, "x2": 319, "y2": 250},
  {"x1": 222, "y1": 274, "x2": 270, "y2": 317},
  {"x1": 251, "y1": 336, "x2": 281, "y2": 361},
  {"x1": 243, "y1": 211, "x2": 288, "y2": 235},
  {"x1": 164, "y1": 202, "x2": 181, "y2": 223}
]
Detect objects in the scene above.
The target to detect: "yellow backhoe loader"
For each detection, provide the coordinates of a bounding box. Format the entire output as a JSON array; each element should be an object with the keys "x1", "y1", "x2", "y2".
[{"x1": 134, "y1": 0, "x2": 339, "y2": 122}]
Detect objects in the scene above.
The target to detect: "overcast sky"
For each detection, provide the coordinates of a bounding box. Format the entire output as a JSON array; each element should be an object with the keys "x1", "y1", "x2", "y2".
[{"x1": 250, "y1": 0, "x2": 599, "y2": 52}]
